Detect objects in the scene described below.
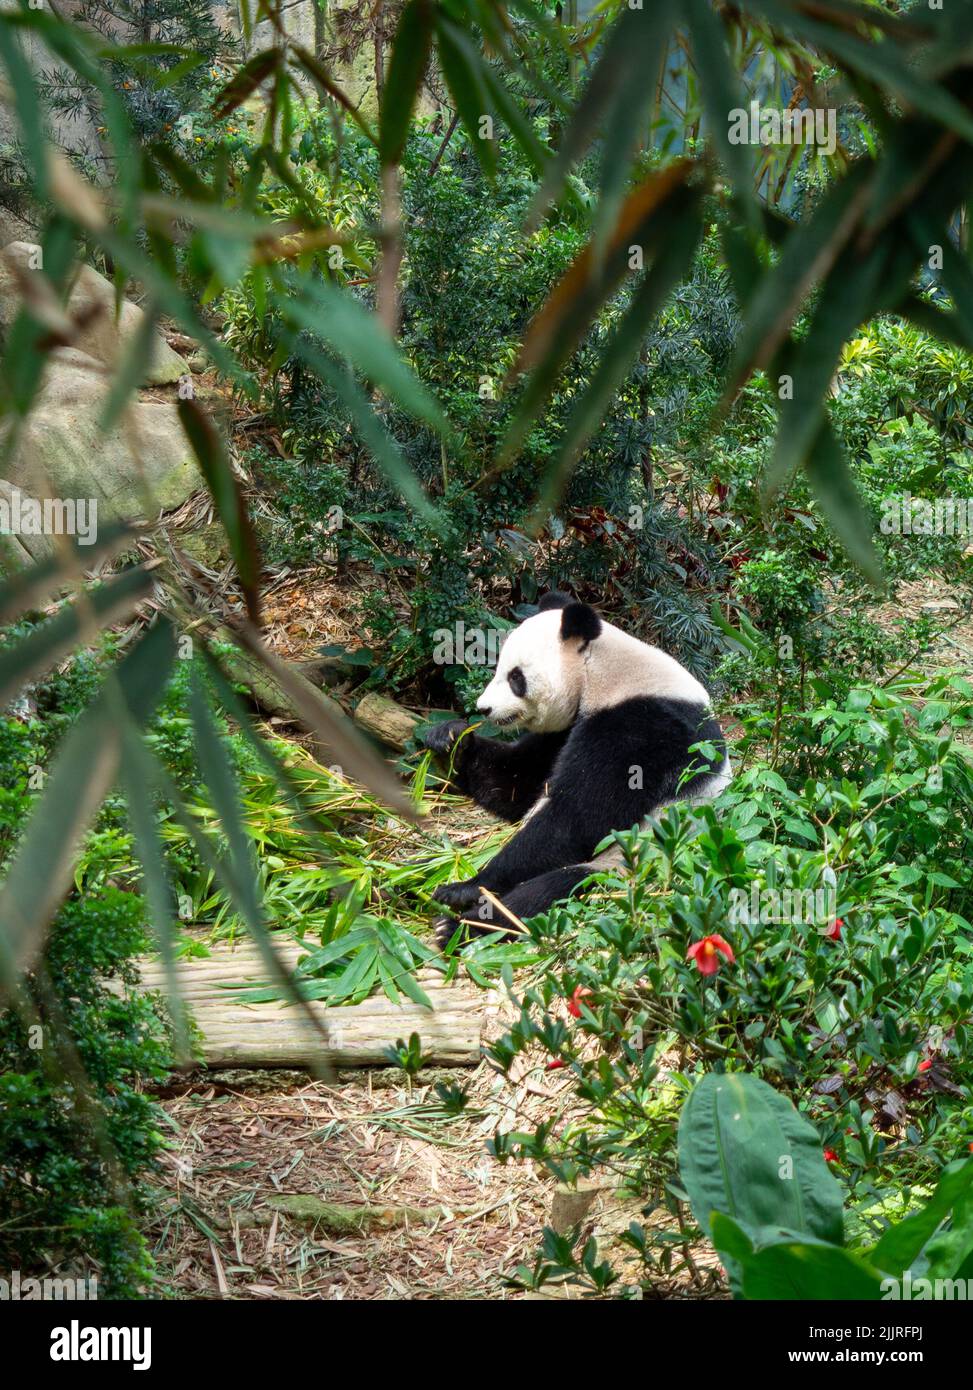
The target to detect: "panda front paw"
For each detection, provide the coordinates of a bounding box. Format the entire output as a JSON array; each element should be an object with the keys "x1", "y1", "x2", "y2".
[
  {"x1": 422, "y1": 719, "x2": 470, "y2": 756},
  {"x1": 433, "y1": 878, "x2": 481, "y2": 912}
]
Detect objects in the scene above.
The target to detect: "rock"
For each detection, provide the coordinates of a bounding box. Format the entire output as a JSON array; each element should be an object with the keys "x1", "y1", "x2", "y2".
[
  {"x1": 175, "y1": 521, "x2": 229, "y2": 571},
  {"x1": 0, "y1": 480, "x2": 57, "y2": 564},
  {"x1": 1, "y1": 349, "x2": 201, "y2": 520},
  {"x1": 0, "y1": 205, "x2": 36, "y2": 247},
  {"x1": 0, "y1": 241, "x2": 189, "y2": 385}
]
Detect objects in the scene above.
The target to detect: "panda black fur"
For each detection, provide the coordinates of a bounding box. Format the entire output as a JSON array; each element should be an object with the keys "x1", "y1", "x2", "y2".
[{"x1": 423, "y1": 592, "x2": 730, "y2": 943}]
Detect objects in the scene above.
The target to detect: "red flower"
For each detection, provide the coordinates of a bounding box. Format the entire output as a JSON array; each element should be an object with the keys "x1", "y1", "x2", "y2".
[
  {"x1": 687, "y1": 934, "x2": 735, "y2": 975},
  {"x1": 918, "y1": 1059, "x2": 933, "y2": 1073},
  {"x1": 824, "y1": 1149, "x2": 838, "y2": 1163},
  {"x1": 567, "y1": 985, "x2": 592, "y2": 1018},
  {"x1": 825, "y1": 917, "x2": 844, "y2": 941},
  {"x1": 546, "y1": 1059, "x2": 565, "y2": 1071}
]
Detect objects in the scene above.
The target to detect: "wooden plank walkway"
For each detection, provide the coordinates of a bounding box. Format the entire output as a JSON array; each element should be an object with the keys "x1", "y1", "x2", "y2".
[{"x1": 133, "y1": 939, "x2": 484, "y2": 1068}]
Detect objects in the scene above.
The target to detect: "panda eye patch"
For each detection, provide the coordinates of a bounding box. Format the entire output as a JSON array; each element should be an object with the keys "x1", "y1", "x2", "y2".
[{"x1": 508, "y1": 666, "x2": 527, "y2": 698}]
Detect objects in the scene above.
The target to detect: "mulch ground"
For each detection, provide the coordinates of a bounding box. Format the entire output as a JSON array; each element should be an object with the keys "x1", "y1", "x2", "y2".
[
  {"x1": 147, "y1": 1063, "x2": 725, "y2": 1301},
  {"x1": 148, "y1": 1064, "x2": 552, "y2": 1300}
]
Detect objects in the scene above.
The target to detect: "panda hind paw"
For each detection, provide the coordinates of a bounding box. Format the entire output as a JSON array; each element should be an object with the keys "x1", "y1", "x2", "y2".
[{"x1": 433, "y1": 915, "x2": 465, "y2": 951}]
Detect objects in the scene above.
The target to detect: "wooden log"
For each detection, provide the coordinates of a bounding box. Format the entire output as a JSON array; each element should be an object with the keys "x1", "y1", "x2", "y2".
[
  {"x1": 129, "y1": 940, "x2": 482, "y2": 1068},
  {"x1": 354, "y1": 691, "x2": 421, "y2": 749},
  {"x1": 214, "y1": 625, "x2": 324, "y2": 725},
  {"x1": 265, "y1": 1196, "x2": 449, "y2": 1230}
]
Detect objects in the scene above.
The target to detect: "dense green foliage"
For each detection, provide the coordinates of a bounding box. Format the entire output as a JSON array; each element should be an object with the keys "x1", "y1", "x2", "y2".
[
  {"x1": 0, "y1": 706, "x2": 172, "y2": 1297},
  {"x1": 479, "y1": 676, "x2": 973, "y2": 1293}
]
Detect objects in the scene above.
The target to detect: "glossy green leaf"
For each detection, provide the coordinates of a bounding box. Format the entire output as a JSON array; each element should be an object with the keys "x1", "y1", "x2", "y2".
[
  {"x1": 870, "y1": 1159, "x2": 973, "y2": 1277},
  {"x1": 741, "y1": 1239, "x2": 885, "y2": 1300},
  {"x1": 678, "y1": 1071, "x2": 845, "y2": 1278}
]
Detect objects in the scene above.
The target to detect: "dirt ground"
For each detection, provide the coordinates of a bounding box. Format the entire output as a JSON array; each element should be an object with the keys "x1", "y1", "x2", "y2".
[{"x1": 147, "y1": 1056, "x2": 724, "y2": 1301}]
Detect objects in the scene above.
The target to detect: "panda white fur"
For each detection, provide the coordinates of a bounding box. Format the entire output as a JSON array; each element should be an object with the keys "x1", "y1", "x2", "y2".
[{"x1": 423, "y1": 591, "x2": 730, "y2": 943}]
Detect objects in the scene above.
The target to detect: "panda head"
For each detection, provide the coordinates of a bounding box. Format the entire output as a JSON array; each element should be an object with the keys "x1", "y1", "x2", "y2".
[{"x1": 475, "y1": 591, "x2": 602, "y2": 733}]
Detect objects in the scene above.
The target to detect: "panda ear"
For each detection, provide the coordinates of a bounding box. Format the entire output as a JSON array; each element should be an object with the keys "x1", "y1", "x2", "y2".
[
  {"x1": 538, "y1": 590, "x2": 572, "y2": 612},
  {"x1": 560, "y1": 602, "x2": 602, "y2": 646}
]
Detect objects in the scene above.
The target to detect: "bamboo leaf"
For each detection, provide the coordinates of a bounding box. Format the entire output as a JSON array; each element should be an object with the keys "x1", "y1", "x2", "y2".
[
  {"x1": 766, "y1": 240, "x2": 893, "y2": 495},
  {"x1": 228, "y1": 620, "x2": 420, "y2": 822},
  {"x1": 0, "y1": 620, "x2": 177, "y2": 986},
  {"x1": 379, "y1": 0, "x2": 434, "y2": 168},
  {"x1": 802, "y1": 420, "x2": 883, "y2": 586},
  {"x1": 0, "y1": 566, "x2": 155, "y2": 710},
  {"x1": 685, "y1": 0, "x2": 759, "y2": 231},
  {"x1": 530, "y1": 194, "x2": 703, "y2": 517},
  {"x1": 201, "y1": 643, "x2": 338, "y2": 852},
  {"x1": 720, "y1": 162, "x2": 874, "y2": 408},
  {"x1": 99, "y1": 308, "x2": 160, "y2": 432},
  {"x1": 0, "y1": 24, "x2": 49, "y2": 201},
  {"x1": 119, "y1": 728, "x2": 191, "y2": 1061},
  {"x1": 896, "y1": 293, "x2": 973, "y2": 352},
  {"x1": 435, "y1": 17, "x2": 497, "y2": 180},
  {"x1": 289, "y1": 46, "x2": 377, "y2": 144},
  {"x1": 527, "y1": 4, "x2": 656, "y2": 224},
  {"x1": 0, "y1": 519, "x2": 134, "y2": 627},
  {"x1": 589, "y1": 1, "x2": 674, "y2": 262},
  {"x1": 496, "y1": 161, "x2": 695, "y2": 469},
  {"x1": 280, "y1": 327, "x2": 437, "y2": 522},
  {"x1": 278, "y1": 275, "x2": 449, "y2": 435},
  {"x1": 178, "y1": 397, "x2": 261, "y2": 625},
  {"x1": 754, "y1": 0, "x2": 973, "y2": 149},
  {"x1": 212, "y1": 47, "x2": 281, "y2": 120}
]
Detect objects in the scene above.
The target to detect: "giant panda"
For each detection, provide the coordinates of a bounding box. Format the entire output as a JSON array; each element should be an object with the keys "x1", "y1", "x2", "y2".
[{"x1": 423, "y1": 591, "x2": 730, "y2": 944}]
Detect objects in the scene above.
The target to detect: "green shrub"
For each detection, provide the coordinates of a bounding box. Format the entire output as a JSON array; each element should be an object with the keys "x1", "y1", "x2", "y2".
[
  {"x1": 0, "y1": 882, "x2": 171, "y2": 1298},
  {"x1": 478, "y1": 678, "x2": 973, "y2": 1295}
]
